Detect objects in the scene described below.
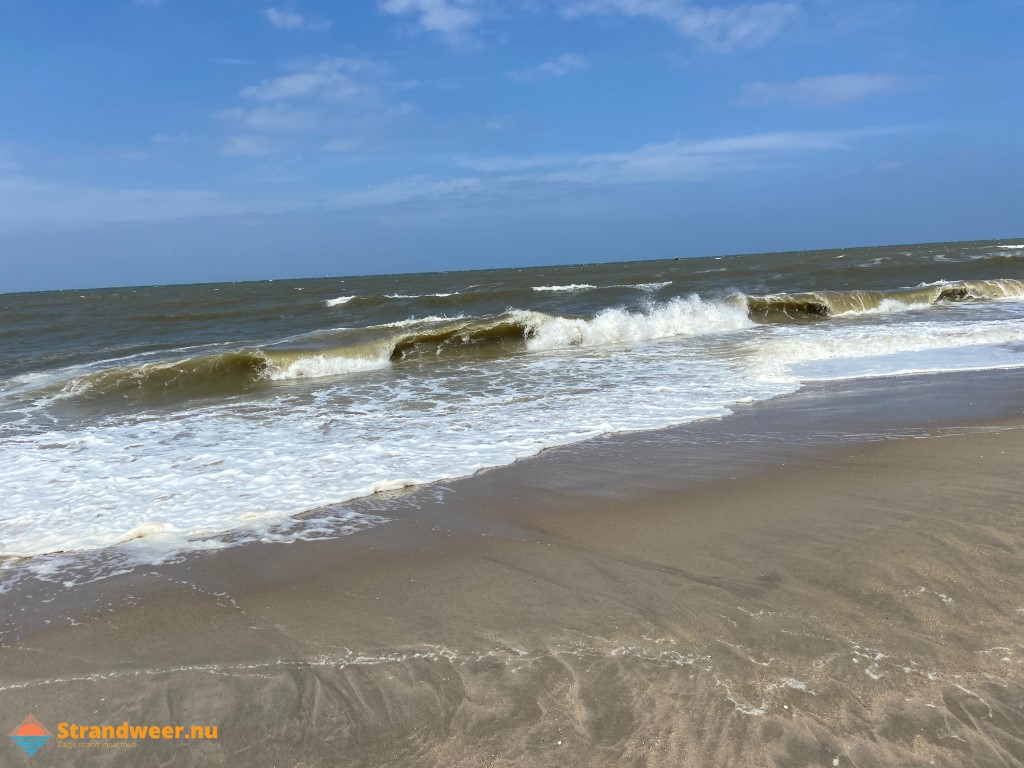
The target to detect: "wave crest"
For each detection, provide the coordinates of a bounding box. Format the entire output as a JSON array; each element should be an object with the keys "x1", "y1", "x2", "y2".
[
  {"x1": 745, "y1": 279, "x2": 1024, "y2": 321},
  {"x1": 532, "y1": 284, "x2": 596, "y2": 293},
  {"x1": 526, "y1": 296, "x2": 751, "y2": 351},
  {"x1": 24, "y1": 279, "x2": 1024, "y2": 408}
]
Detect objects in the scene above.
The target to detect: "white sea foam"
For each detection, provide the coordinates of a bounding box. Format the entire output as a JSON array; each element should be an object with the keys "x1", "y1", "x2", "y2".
[
  {"x1": 0, "y1": 509, "x2": 386, "y2": 595},
  {"x1": 0, "y1": 301, "x2": 767, "y2": 561},
  {"x1": 266, "y1": 352, "x2": 391, "y2": 380},
  {"x1": 525, "y1": 296, "x2": 752, "y2": 351},
  {"x1": 533, "y1": 281, "x2": 669, "y2": 293},
  {"x1": 385, "y1": 292, "x2": 457, "y2": 299},
  {"x1": 750, "y1": 317, "x2": 1024, "y2": 383},
  {"x1": 996, "y1": 245, "x2": 1024, "y2": 249},
  {"x1": 532, "y1": 284, "x2": 596, "y2": 292},
  {"x1": 833, "y1": 297, "x2": 934, "y2": 317},
  {"x1": 326, "y1": 296, "x2": 356, "y2": 306},
  {"x1": 377, "y1": 314, "x2": 468, "y2": 328}
]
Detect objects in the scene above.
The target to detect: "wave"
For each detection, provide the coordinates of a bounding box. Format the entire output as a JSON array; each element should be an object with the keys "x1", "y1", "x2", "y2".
[
  {"x1": 327, "y1": 293, "x2": 462, "y2": 308},
  {"x1": 532, "y1": 282, "x2": 672, "y2": 293},
  {"x1": 359, "y1": 298, "x2": 750, "y2": 360},
  {"x1": 325, "y1": 282, "x2": 670, "y2": 308},
  {"x1": 932, "y1": 251, "x2": 1024, "y2": 263},
  {"x1": 376, "y1": 314, "x2": 468, "y2": 328},
  {"x1": 385, "y1": 292, "x2": 458, "y2": 299},
  {"x1": 51, "y1": 348, "x2": 388, "y2": 401},
  {"x1": 27, "y1": 298, "x2": 751, "y2": 408},
  {"x1": 22, "y1": 279, "x2": 1023, "y2": 408},
  {"x1": 525, "y1": 296, "x2": 750, "y2": 351},
  {"x1": 532, "y1": 284, "x2": 596, "y2": 292},
  {"x1": 326, "y1": 296, "x2": 356, "y2": 307},
  {"x1": 744, "y1": 279, "x2": 1024, "y2": 322},
  {"x1": 996, "y1": 245, "x2": 1024, "y2": 250}
]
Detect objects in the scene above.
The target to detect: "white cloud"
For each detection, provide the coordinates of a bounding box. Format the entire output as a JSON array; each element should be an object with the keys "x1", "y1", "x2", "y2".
[
  {"x1": 240, "y1": 58, "x2": 375, "y2": 101},
  {"x1": 562, "y1": 0, "x2": 799, "y2": 53},
  {"x1": 0, "y1": 125, "x2": 906, "y2": 230},
  {"x1": 223, "y1": 135, "x2": 279, "y2": 156},
  {"x1": 344, "y1": 128, "x2": 890, "y2": 208},
  {"x1": 506, "y1": 53, "x2": 589, "y2": 82},
  {"x1": 737, "y1": 73, "x2": 909, "y2": 106},
  {"x1": 216, "y1": 58, "x2": 412, "y2": 156},
  {"x1": 0, "y1": 176, "x2": 279, "y2": 230},
  {"x1": 533, "y1": 131, "x2": 851, "y2": 183},
  {"x1": 264, "y1": 6, "x2": 332, "y2": 31},
  {"x1": 218, "y1": 105, "x2": 320, "y2": 132},
  {"x1": 456, "y1": 153, "x2": 574, "y2": 173},
  {"x1": 459, "y1": 131, "x2": 858, "y2": 179},
  {"x1": 333, "y1": 175, "x2": 483, "y2": 208},
  {"x1": 378, "y1": 0, "x2": 481, "y2": 45}
]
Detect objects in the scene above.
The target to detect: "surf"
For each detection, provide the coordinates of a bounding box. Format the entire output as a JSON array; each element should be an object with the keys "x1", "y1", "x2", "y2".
[{"x1": 744, "y1": 279, "x2": 1024, "y2": 322}]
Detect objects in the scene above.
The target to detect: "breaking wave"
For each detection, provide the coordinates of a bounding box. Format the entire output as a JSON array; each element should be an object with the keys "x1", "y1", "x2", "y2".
[
  {"x1": 19, "y1": 279, "x2": 1024, "y2": 410},
  {"x1": 525, "y1": 296, "x2": 750, "y2": 351},
  {"x1": 24, "y1": 298, "x2": 752, "y2": 407},
  {"x1": 744, "y1": 279, "x2": 1024, "y2": 322},
  {"x1": 532, "y1": 284, "x2": 597, "y2": 292},
  {"x1": 532, "y1": 282, "x2": 672, "y2": 293},
  {"x1": 385, "y1": 292, "x2": 458, "y2": 299},
  {"x1": 326, "y1": 296, "x2": 357, "y2": 307}
]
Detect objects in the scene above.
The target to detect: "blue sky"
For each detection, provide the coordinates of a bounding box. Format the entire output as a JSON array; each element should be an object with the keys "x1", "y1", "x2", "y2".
[{"x1": 1, "y1": 0, "x2": 1022, "y2": 291}]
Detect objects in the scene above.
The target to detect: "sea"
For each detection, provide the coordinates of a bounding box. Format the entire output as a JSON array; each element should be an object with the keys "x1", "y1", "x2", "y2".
[{"x1": 2, "y1": 239, "x2": 1023, "y2": 583}]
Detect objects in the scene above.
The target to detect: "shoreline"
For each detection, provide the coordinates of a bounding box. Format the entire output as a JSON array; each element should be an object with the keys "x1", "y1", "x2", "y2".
[{"x1": 2, "y1": 368, "x2": 1024, "y2": 766}]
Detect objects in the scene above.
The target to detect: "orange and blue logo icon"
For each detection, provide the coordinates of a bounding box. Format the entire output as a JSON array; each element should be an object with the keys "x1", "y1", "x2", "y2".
[{"x1": 10, "y1": 715, "x2": 51, "y2": 756}]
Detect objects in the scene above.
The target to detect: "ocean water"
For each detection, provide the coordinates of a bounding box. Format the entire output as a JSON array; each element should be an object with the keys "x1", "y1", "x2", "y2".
[{"x1": 1, "y1": 239, "x2": 1023, "y2": 573}]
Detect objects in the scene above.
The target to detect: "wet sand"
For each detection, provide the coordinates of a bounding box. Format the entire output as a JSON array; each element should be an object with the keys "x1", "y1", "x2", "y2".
[{"x1": 2, "y1": 371, "x2": 1024, "y2": 767}]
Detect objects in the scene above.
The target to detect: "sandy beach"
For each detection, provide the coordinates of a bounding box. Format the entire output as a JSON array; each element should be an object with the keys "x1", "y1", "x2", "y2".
[{"x1": 2, "y1": 369, "x2": 1023, "y2": 767}]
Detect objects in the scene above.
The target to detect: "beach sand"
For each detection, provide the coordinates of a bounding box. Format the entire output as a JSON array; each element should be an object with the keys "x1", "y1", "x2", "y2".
[{"x1": 2, "y1": 371, "x2": 1023, "y2": 767}]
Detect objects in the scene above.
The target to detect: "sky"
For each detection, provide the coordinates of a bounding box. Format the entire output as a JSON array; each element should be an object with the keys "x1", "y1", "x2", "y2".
[{"x1": 1, "y1": 0, "x2": 1022, "y2": 292}]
